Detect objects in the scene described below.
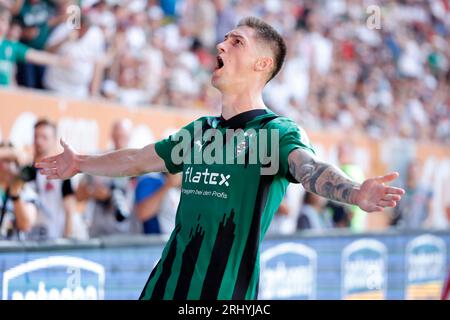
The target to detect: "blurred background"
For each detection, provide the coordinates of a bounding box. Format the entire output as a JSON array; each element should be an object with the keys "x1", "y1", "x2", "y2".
[{"x1": 0, "y1": 0, "x2": 449, "y2": 300}]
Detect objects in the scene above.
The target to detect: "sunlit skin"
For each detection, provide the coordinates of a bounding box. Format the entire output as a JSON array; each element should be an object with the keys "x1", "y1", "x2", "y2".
[{"x1": 35, "y1": 19, "x2": 405, "y2": 213}]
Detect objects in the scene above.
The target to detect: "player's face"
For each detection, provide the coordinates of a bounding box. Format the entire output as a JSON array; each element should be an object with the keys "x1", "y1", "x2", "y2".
[{"x1": 212, "y1": 26, "x2": 261, "y2": 92}]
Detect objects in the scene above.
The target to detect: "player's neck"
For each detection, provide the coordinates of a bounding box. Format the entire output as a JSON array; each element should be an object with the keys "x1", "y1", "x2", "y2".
[{"x1": 220, "y1": 90, "x2": 266, "y2": 120}]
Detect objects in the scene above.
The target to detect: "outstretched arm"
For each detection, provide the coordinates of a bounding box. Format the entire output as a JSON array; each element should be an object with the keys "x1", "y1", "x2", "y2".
[
  {"x1": 288, "y1": 148, "x2": 405, "y2": 212},
  {"x1": 25, "y1": 49, "x2": 71, "y2": 68},
  {"x1": 35, "y1": 139, "x2": 167, "y2": 180}
]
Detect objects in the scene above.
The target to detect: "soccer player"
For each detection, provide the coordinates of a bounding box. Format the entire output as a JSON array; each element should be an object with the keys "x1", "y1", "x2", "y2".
[{"x1": 36, "y1": 17, "x2": 405, "y2": 300}]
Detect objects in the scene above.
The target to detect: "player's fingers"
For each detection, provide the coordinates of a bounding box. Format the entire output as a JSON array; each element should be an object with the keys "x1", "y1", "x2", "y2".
[
  {"x1": 375, "y1": 172, "x2": 399, "y2": 183},
  {"x1": 60, "y1": 137, "x2": 68, "y2": 149},
  {"x1": 35, "y1": 161, "x2": 56, "y2": 169},
  {"x1": 35, "y1": 155, "x2": 58, "y2": 165},
  {"x1": 379, "y1": 200, "x2": 397, "y2": 207},
  {"x1": 382, "y1": 194, "x2": 402, "y2": 202},
  {"x1": 46, "y1": 174, "x2": 60, "y2": 180},
  {"x1": 384, "y1": 186, "x2": 405, "y2": 195},
  {"x1": 39, "y1": 168, "x2": 58, "y2": 176}
]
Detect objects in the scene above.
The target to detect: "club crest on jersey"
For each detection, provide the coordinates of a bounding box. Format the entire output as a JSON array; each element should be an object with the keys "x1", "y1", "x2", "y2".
[
  {"x1": 236, "y1": 140, "x2": 247, "y2": 156},
  {"x1": 235, "y1": 131, "x2": 255, "y2": 156},
  {"x1": 170, "y1": 120, "x2": 281, "y2": 175}
]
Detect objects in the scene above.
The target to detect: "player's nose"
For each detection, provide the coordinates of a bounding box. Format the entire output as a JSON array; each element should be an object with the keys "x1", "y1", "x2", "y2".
[{"x1": 216, "y1": 41, "x2": 226, "y2": 53}]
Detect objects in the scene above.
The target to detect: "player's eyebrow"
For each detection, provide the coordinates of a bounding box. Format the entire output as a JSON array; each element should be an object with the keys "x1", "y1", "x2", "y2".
[{"x1": 224, "y1": 32, "x2": 247, "y2": 44}]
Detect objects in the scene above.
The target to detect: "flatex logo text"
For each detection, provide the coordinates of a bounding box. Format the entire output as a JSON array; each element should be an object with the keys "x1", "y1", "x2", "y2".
[{"x1": 184, "y1": 167, "x2": 230, "y2": 187}]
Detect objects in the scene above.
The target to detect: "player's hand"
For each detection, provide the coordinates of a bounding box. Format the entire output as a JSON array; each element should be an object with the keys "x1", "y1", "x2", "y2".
[
  {"x1": 35, "y1": 138, "x2": 79, "y2": 180},
  {"x1": 354, "y1": 172, "x2": 405, "y2": 212}
]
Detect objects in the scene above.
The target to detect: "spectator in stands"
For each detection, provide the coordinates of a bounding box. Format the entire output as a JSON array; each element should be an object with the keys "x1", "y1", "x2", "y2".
[
  {"x1": 0, "y1": 4, "x2": 70, "y2": 87},
  {"x1": 180, "y1": 0, "x2": 216, "y2": 49},
  {"x1": 44, "y1": 13, "x2": 106, "y2": 98},
  {"x1": 337, "y1": 141, "x2": 367, "y2": 232},
  {"x1": 213, "y1": 0, "x2": 236, "y2": 45},
  {"x1": 2, "y1": 0, "x2": 448, "y2": 144},
  {"x1": 114, "y1": 51, "x2": 149, "y2": 106},
  {"x1": 391, "y1": 160, "x2": 433, "y2": 229},
  {"x1": 138, "y1": 29, "x2": 166, "y2": 104},
  {"x1": 7, "y1": 17, "x2": 21, "y2": 41},
  {"x1": 25, "y1": 119, "x2": 85, "y2": 240},
  {"x1": 11, "y1": 0, "x2": 61, "y2": 89},
  {"x1": 267, "y1": 183, "x2": 305, "y2": 235},
  {"x1": 0, "y1": 142, "x2": 19, "y2": 160},
  {"x1": 297, "y1": 192, "x2": 331, "y2": 231},
  {"x1": 327, "y1": 200, "x2": 352, "y2": 229},
  {"x1": 75, "y1": 119, "x2": 141, "y2": 237},
  {"x1": 134, "y1": 172, "x2": 181, "y2": 236},
  {"x1": 0, "y1": 141, "x2": 38, "y2": 240}
]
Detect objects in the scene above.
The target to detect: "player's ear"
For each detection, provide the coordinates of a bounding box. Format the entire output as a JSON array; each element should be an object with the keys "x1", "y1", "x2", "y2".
[{"x1": 254, "y1": 56, "x2": 273, "y2": 73}]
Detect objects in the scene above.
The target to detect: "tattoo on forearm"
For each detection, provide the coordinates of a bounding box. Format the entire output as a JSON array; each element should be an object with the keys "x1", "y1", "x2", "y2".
[{"x1": 288, "y1": 150, "x2": 360, "y2": 204}]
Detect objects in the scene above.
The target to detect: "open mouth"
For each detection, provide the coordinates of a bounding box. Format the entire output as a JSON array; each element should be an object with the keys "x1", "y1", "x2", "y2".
[{"x1": 215, "y1": 56, "x2": 224, "y2": 70}]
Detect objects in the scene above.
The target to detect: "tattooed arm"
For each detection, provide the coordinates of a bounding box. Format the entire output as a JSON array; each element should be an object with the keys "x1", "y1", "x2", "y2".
[{"x1": 288, "y1": 148, "x2": 405, "y2": 212}]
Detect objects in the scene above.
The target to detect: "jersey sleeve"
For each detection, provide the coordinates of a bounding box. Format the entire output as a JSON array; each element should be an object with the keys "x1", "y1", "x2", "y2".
[
  {"x1": 273, "y1": 118, "x2": 316, "y2": 183},
  {"x1": 154, "y1": 117, "x2": 207, "y2": 174}
]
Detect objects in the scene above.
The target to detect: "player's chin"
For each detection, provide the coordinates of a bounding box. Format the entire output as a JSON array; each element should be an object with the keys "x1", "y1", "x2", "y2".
[{"x1": 211, "y1": 74, "x2": 222, "y2": 89}]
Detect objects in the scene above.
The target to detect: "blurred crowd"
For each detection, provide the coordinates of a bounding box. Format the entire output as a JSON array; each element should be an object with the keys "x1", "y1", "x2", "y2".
[
  {"x1": 0, "y1": 0, "x2": 449, "y2": 143},
  {"x1": 0, "y1": 118, "x2": 181, "y2": 241},
  {"x1": 1, "y1": 118, "x2": 445, "y2": 242}
]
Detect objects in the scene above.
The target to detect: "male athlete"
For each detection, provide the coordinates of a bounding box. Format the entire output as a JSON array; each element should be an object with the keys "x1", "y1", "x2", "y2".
[{"x1": 36, "y1": 17, "x2": 405, "y2": 300}]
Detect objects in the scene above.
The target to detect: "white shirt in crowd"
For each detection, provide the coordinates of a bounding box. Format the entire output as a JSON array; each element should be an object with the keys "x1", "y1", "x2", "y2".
[
  {"x1": 44, "y1": 24, "x2": 106, "y2": 99},
  {"x1": 83, "y1": 175, "x2": 141, "y2": 237},
  {"x1": 266, "y1": 183, "x2": 305, "y2": 236},
  {"x1": 28, "y1": 172, "x2": 72, "y2": 240}
]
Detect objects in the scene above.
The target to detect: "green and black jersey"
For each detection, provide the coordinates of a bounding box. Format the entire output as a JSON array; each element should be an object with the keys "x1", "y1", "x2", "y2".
[
  {"x1": 139, "y1": 109, "x2": 315, "y2": 300},
  {"x1": 0, "y1": 39, "x2": 29, "y2": 86}
]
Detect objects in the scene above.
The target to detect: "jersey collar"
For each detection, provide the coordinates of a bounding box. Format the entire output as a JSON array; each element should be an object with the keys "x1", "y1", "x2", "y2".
[{"x1": 218, "y1": 109, "x2": 268, "y2": 129}]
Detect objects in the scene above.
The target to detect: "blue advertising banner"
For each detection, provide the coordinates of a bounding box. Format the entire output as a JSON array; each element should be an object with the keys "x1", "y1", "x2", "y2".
[
  {"x1": 405, "y1": 234, "x2": 447, "y2": 299},
  {"x1": 0, "y1": 231, "x2": 449, "y2": 300}
]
